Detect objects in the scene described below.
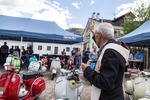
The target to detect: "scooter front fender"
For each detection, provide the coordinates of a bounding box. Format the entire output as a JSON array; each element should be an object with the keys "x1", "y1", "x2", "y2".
[{"x1": 8, "y1": 74, "x2": 21, "y2": 100}]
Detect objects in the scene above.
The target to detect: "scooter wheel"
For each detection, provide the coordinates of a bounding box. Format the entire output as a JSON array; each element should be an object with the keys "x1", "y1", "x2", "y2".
[{"x1": 51, "y1": 74, "x2": 55, "y2": 80}]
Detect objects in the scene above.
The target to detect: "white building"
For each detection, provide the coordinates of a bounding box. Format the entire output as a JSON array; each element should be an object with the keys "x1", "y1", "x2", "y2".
[
  {"x1": 83, "y1": 12, "x2": 135, "y2": 51},
  {"x1": 0, "y1": 15, "x2": 83, "y2": 56},
  {"x1": 0, "y1": 40, "x2": 83, "y2": 56}
]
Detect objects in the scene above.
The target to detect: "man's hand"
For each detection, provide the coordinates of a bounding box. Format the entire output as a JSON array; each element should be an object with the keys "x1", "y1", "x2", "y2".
[
  {"x1": 81, "y1": 61, "x2": 90, "y2": 71},
  {"x1": 88, "y1": 20, "x2": 95, "y2": 34}
]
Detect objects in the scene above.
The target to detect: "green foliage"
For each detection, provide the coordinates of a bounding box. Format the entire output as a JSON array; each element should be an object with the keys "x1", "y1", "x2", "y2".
[
  {"x1": 123, "y1": 21, "x2": 141, "y2": 34},
  {"x1": 135, "y1": 3, "x2": 150, "y2": 22},
  {"x1": 66, "y1": 28, "x2": 84, "y2": 35},
  {"x1": 123, "y1": 3, "x2": 150, "y2": 34}
]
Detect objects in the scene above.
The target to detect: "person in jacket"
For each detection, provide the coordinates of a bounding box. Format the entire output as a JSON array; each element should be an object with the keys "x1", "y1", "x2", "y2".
[
  {"x1": 1, "y1": 42, "x2": 9, "y2": 65},
  {"x1": 81, "y1": 21, "x2": 129, "y2": 100}
]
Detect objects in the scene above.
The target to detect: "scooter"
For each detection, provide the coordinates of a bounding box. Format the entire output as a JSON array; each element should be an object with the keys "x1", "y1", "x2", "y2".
[
  {"x1": 0, "y1": 65, "x2": 46, "y2": 100},
  {"x1": 29, "y1": 55, "x2": 37, "y2": 65},
  {"x1": 125, "y1": 71, "x2": 150, "y2": 100},
  {"x1": 4, "y1": 53, "x2": 21, "y2": 73},
  {"x1": 28, "y1": 60, "x2": 47, "y2": 75},
  {"x1": 67, "y1": 56, "x2": 74, "y2": 70},
  {"x1": 50, "y1": 57, "x2": 61, "y2": 80},
  {"x1": 55, "y1": 68, "x2": 83, "y2": 100},
  {"x1": 40, "y1": 56, "x2": 48, "y2": 69}
]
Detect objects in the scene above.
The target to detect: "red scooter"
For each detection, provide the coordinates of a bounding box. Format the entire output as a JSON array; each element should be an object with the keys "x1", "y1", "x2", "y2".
[
  {"x1": 0, "y1": 66, "x2": 46, "y2": 100},
  {"x1": 67, "y1": 56, "x2": 75, "y2": 70},
  {"x1": 40, "y1": 56, "x2": 48, "y2": 69}
]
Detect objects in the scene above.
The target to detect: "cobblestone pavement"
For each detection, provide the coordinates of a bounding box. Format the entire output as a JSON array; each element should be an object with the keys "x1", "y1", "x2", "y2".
[
  {"x1": 0, "y1": 67, "x2": 129, "y2": 100},
  {"x1": 0, "y1": 67, "x2": 91, "y2": 100}
]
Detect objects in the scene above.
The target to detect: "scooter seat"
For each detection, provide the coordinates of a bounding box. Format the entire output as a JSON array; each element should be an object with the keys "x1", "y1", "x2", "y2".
[{"x1": 23, "y1": 72, "x2": 40, "y2": 80}]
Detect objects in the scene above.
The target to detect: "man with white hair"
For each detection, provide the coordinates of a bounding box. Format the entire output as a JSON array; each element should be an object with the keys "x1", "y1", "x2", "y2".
[{"x1": 82, "y1": 21, "x2": 129, "y2": 100}]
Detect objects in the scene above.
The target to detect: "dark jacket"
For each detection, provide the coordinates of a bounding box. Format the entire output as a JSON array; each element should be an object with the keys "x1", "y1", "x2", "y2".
[{"x1": 84, "y1": 39, "x2": 126, "y2": 100}]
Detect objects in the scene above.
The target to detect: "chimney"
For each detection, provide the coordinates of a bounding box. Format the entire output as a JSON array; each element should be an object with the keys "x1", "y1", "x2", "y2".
[
  {"x1": 92, "y1": 12, "x2": 96, "y2": 19},
  {"x1": 96, "y1": 13, "x2": 100, "y2": 20}
]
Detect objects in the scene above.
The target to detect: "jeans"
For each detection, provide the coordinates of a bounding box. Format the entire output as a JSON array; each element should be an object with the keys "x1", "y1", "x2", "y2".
[{"x1": 76, "y1": 59, "x2": 81, "y2": 69}]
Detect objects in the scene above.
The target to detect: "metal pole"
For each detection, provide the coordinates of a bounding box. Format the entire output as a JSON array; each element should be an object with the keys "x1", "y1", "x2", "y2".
[{"x1": 20, "y1": 36, "x2": 23, "y2": 58}]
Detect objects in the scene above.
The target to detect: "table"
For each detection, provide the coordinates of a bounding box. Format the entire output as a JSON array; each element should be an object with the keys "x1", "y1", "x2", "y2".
[{"x1": 128, "y1": 60, "x2": 144, "y2": 70}]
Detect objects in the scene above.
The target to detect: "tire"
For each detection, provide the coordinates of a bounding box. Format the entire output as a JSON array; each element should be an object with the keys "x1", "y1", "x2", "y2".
[{"x1": 51, "y1": 73, "x2": 55, "y2": 80}]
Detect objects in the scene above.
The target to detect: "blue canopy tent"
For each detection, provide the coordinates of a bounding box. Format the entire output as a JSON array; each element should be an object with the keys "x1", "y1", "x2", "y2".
[
  {"x1": 0, "y1": 15, "x2": 83, "y2": 44},
  {"x1": 118, "y1": 21, "x2": 150, "y2": 69},
  {"x1": 118, "y1": 20, "x2": 150, "y2": 47}
]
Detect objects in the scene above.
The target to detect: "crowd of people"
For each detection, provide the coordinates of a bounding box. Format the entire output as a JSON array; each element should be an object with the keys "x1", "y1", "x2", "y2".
[
  {"x1": 0, "y1": 21, "x2": 146, "y2": 100},
  {"x1": 0, "y1": 42, "x2": 34, "y2": 67},
  {"x1": 128, "y1": 49, "x2": 144, "y2": 71}
]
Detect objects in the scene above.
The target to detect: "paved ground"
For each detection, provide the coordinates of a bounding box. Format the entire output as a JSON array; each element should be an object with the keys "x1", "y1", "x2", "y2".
[
  {"x1": 0, "y1": 67, "x2": 91, "y2": 100},
  {"x1": 0, "y1": 67, "x2": 129, "y2": 100}
]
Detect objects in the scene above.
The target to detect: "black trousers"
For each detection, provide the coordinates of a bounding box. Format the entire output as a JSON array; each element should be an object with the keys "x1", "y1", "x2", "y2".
[{"x1": 135, "y1": 62, "x2": 144, "y2": 71}]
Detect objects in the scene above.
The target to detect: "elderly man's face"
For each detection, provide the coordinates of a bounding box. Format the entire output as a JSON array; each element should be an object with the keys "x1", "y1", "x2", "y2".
[{"x1": 93, "y1": 31, "x2": 102, "y2": 46}]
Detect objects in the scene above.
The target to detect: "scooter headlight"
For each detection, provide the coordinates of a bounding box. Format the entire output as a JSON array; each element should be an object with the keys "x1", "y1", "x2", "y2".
[
  {"x1": 67, "y1": 80, "x2": 82, "y2": 89},
  {"x1": 0, "y1": 87, "x2": 5, "y2": 96},
  {"x1": 125, "y1": 80, "x2": 134, "y2": 95},
  {"x1": 67, "y1": 74, "x2": 82, "y2": 89}
]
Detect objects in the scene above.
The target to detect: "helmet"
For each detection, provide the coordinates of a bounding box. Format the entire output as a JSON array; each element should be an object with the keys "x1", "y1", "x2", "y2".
[{"x1": 67, "y1": 74, "x2": 82, "y2": 89}]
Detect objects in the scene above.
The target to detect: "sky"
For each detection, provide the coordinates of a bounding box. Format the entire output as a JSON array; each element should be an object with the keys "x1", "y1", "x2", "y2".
[{"x1": 0, "y1": 0, "x2": 149, "y2": 29}]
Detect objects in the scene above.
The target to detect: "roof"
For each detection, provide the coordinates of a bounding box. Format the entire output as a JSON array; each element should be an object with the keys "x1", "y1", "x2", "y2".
[
  {"x1": 118, "y1": 20, "x2": 150, "y2": 46},
  {"x1": 0, "y1": 15, "x2": 83, "y2": 44},
  {"x1": 113, "y1": 11, "x2": 136, "y2": 22}
]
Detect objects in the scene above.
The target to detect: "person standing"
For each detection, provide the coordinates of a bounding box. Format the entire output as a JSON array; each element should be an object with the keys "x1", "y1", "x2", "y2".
[
  {"x1": 128, "y1": 52, "x2": 134, "y2": 69},
  {"x1": 89, "y1": 46, "x2": 98, "y2": 63},
  {"x1": 75, "y1": 48, "x2": 81, "y2": 69},
  {"x1": 83, "y1": 48, "x2": 91, "y2": 61},
  {"x1": 71, "y1": 48, "x2": 76, "y2": 57},
  {"x1": 88, "y1": 46, "x2": 98, "y2": 70},
  {"x1": 71, "y1": 48, "x2": 76, "y2": 65},
  {"x1": 15, "y1": 46, "x2": 21, "y2": 57},
  {"x1": 82, "y1": 21, "x2": 129, "y2": 100},
  {"x1": 9, "y1": 46, "x2": 14, "y2": 54},
  {"x1": 1, "y1": 42, "x2": 9, "y2": 65}
]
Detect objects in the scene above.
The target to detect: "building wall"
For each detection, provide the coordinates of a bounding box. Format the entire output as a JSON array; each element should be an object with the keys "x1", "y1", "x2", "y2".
[
  {"x1": 83, "y1": 19, "x2": 101, "y2": 52},
  {"x1": 0, "y1": 40, "x2": 28, "y2": 50},
  {"x1": 0, "y1": 40, "x2": 83, "y2": 56}
]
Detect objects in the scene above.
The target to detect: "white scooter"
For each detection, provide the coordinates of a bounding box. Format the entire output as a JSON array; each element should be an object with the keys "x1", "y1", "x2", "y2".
[
  {"x1": 55, "y1": 69, "x2": 83, "y2": 100},
  {"x1": 28, "y1": 60, "x2": 47, "y2": 75},
  {"x1": 125, "y1": 71, "x2": 150, "y2": 100},
  {"x1": 50, "y1": 57, "x2": 61, "y2": 80},
  {"x1": 4, "y1": 51, "x2": 21, "y2": 73}
]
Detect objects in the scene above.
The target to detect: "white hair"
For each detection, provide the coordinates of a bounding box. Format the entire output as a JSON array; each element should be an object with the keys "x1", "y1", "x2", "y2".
[{"x1": 96, "y1": 22, "x2": 114, "y2": 39}]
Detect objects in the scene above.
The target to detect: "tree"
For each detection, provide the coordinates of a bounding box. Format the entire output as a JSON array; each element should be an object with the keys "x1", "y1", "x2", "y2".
[
  {"x1": 123, "y1": 2, "x2": 150, "y2": 34},
  {"x1": 123, "y1": 20, "x2": 141, "y2": 34},
  {"x1": 66, "y1": 28, "x2": 84, "y2": 35}
]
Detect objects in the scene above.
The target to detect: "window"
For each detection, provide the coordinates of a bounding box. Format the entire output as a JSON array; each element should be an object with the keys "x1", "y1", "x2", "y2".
[
  {"x1": 66, "y1": 47, "x2": 70, "y2": 52},
  {"x1": 47, "y1": 46, "x2": 51, "y2": 51},
  {"x1": 38, "y1": 45, "x2": 42, "y2": 50},
  {"x1": 54, "y1": 47, "x2": 58, "y2": 54}
]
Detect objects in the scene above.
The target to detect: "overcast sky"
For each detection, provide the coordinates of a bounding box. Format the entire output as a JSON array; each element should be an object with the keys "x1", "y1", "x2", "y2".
[{"x1": 0, "y1": 0, "x2": 149, "y2": 29}]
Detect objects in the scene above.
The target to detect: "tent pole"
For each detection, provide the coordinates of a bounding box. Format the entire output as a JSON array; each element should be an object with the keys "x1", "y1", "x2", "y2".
[
  {"x1": 147, "y1": 44, "x2": 149, "y2": 70},
  {"x1": 20, "y1": 36, "x2": 23, "y2": 58}
]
